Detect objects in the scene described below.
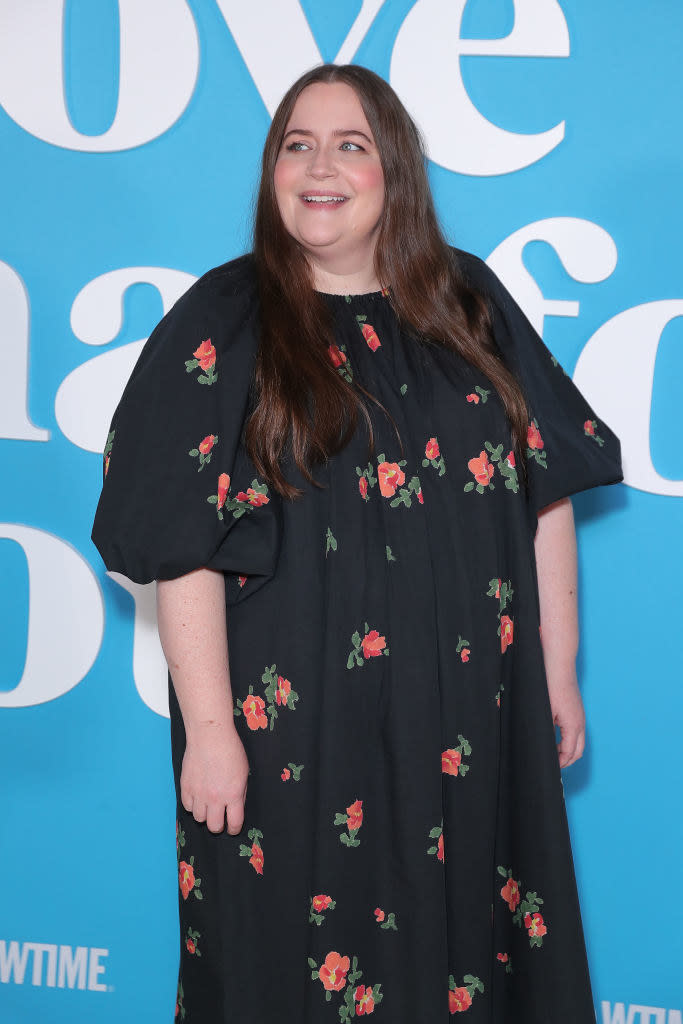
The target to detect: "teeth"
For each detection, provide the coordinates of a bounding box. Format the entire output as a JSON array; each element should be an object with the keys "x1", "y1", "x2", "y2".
[{"x1": 303, "y1": 196, "x2": 346, "y2": 203}]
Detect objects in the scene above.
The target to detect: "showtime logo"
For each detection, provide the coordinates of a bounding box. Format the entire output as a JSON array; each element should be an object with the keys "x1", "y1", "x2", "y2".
[
  {"x1": 601, "y1": 1004, "x2": 682, "y2": 1024},
  {"x1": 0, "y1": 941, "x2": 109, "y2": 991}
]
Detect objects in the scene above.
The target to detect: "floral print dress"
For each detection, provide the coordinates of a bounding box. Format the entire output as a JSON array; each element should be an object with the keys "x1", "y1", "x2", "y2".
[{"x1": 91, "y1": 249, "x2": 622, "y2": 1023}]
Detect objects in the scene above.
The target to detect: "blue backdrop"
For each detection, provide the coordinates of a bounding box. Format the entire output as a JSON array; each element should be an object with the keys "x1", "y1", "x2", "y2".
[{"x1": 1, "y1": 2, "x2": 681, "y2": 1022}]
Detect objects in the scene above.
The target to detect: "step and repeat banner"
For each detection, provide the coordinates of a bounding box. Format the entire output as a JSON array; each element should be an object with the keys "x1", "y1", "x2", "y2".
[{"x1": 1, "y1": 2, "x2": 681, "y2": 1022}]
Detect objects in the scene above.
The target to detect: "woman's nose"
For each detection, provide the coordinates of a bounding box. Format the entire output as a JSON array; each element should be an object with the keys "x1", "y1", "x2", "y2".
[{"x1": 307, "y1": 144, "x2": 336, "y2": 178}]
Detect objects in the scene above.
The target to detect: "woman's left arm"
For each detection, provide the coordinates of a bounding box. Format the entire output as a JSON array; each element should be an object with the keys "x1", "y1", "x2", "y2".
[{"x1": 534, "y1": 496, "x2": 585, "y2": 769}]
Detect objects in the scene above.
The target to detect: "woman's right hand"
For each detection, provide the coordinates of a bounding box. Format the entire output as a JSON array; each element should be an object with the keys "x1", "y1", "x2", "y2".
[{"x1": 180, "y1": 724, "x2": 250, "y2": 835}]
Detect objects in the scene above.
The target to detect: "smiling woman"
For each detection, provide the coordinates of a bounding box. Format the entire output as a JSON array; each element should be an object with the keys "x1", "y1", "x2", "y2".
[{"x1": 91, "y1": 62, "x2": 623, "y2": 1024}]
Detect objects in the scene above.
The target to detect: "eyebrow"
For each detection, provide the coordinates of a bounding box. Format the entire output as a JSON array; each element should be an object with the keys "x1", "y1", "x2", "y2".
[{"x1": 283, "y1": 128, "x2": 374, "y2": 144}]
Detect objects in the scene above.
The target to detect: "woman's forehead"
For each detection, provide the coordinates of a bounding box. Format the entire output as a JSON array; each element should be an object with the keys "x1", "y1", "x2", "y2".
[{"x1": 286, "y1": 82, "x2": 372, "y2": 134}]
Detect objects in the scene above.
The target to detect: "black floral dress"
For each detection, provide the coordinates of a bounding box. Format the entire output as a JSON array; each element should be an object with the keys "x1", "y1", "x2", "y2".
[{"x1": 91, "y1": 248, "x2": 622, "y2": 1023}]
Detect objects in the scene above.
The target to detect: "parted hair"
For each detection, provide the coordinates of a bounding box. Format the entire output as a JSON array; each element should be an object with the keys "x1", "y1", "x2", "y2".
[{"x1": 247, "y1": 63, "x2": 528, "y2": 499}]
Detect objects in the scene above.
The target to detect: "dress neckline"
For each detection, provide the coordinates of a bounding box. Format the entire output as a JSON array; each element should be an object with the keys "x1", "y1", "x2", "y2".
[{"x1": 315, "y1": 288, "x2": 390, "y2": 303}]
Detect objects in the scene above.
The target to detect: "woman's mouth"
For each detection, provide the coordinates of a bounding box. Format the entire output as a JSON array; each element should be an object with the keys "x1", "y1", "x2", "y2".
[{"x1": 300, "y1": 192, "x2": 349, "y2": 205}]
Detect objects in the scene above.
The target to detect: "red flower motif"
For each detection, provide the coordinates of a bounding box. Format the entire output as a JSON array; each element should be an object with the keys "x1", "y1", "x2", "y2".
[
  {"x1": 497, "y1": 952, "x2": 509, "y2": 963},
  {"x1": 425, "y1": 437, "x2": 440, "y2": 460},
  {"x1": 249, "y1": 840, "x2": 264, "y2": 875},
  {"x1": 312, "y1": 894, "x2": 333, "y2": 912},
  {"x1": 374, "y1": 907, "x2": 385, "y2": 922},
  {"x1": 506, "y1": 451, "x2": 515, "y2": 468},
  {"x1": 437, "y1": 832, "x2": 444, "y2": 862},
  {"x1": 524, "y1": 912, "x2": 547, "y2": 937},
  {"x1": 468, "y1": 451, "x2": 494, "y2": 486},
  {"x1": 193, "y1": 338, "x2": 216, "y2": 370},
  {"x1": 104, "y1": 454, "x2": 110, "y2": 476},
  {"x1": 328, "y1": 344, "x2": 347, "y2": 368},
  {"x1": 275, "y1": 675, "x2": 291, "y2": 706},
  {"x1": 584, "y1": 419, "x2": 595, "y2": 435},
  {"x1": 495, "y1": 578, "x2": 501, "y2": 599},
  {"x1": 449, "y1": 987, "x2": 472, "y2": 1013},
  {"x1": 501, "y1": 878, "x2": 520, "y2": 912},
  {"x1": 460, "y1": 648, "x2": 470, "y2": 663},
  {"x1": 281, "y1": 767, "x2": 291, "y2": 781},
  {"x1": 500, "y1": 615, "x2": 514, "y2": 653},
  {"x1": 359, "y1": 475, "x2": 369, "y2": 500},
  {"x1": 186, "y1": 939, "x2": 196, "y2": 954},
  {"x1": 178, "y1": 861, "x2": 195, "y2": 900},
  {"x1": 238, "y1": 575, "x2": 247, "y2": 588},
  {"x1": 417, "y1": 488, "x2": 424, "y2": 504},
  {"x1": 362, "y1": 630, "x2": 386, "y2": 658},
  {"x1": 217, "y1": 472, "x2": 230, "y2": 510},
  {"x1": 441, "y1": 748, "x2": 462, "y2": 776},
  {"x1": 527, "y1": 421, "x2": 544, "y2": 449},
  {"x1": 243, "y1": 694, "x2": 267, "y2": 731},
  {"x1": 355, "y1": 984, "x2": 375, "y2": 1014},
  {"x1": 361, "y1": 323, "x2": 381, "y2": 351},
  {"x1": 466, "y1": 392, "x2": 480, "y2": 404},
  {"x1": 319, "y1": 951, "x2": 350, "y2": 991},
  {"x1": 346, "y1": 799, "x2": 363, "y2": 832},
  {"x1": 377, "y1": 461, "x2": 405, "y2": 497},
  {"x1": 199, "y1": 434, "x2": 216, "y2": 455}
]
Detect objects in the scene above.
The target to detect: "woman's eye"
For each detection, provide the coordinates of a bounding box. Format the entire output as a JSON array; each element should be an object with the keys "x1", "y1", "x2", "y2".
[
  {"x1": 286, "y1": 141, "x2": 309, "y2": 151},
  {"x1": 340, "y1": 141, "x2": 362, "y2": 151}
]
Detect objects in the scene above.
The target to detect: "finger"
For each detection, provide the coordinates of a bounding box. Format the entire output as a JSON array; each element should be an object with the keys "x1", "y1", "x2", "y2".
[
  {"x1": 181, "y1": 792, "x2": 193, "y2": 815},
  {"x1": 206, "y1": 804, "x2": 226, "y2": 834},
  {"x1": 193, "y1": 802, "x2": 207, "y2": 824},
  {"x1": 226, "y1": 795, "x2": 246, "y2": 836}
]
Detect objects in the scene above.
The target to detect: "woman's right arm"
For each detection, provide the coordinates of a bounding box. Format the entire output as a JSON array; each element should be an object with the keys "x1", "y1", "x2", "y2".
[{"x1": 156, "y1": 567, "x2": 249, "y2": 835}]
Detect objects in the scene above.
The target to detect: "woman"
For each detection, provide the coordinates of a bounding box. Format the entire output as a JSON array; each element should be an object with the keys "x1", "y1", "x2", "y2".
[{"x1": 92, "y1": 64, "x2": 622, "y2": 1022}]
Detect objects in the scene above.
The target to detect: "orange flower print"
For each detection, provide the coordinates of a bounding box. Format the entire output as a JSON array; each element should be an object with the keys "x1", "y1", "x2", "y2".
[
  {"x1": 235, "y1": 666, "x2": 299, "y2": 733},
  {"x1": 362, "y1": 630, "x2": 386, "y2": 659},
  {"x1": 319, "y1": 951, "x2": 350, "y2": 992},
  {"x1": 199, "y1": 434, "x2": 216, "y2": 454},
  {"x1": 466, "y1": 393, "x2": 480, "y2": 404},
  {"x1": 425, "y1": 437, "x2": 440, "y2": 460},
  {"x1": 334, "y1": 798, "x2": 363, "y2": 846},
  {"x1": 456, "y1": 635, "x2": 471, "y2": 663},
  {"x1": 448, "y1": 973, "x2": 484, "y2": 1012},
  {"x1": 239, "y1": 828, "x2": 265, "y2": 874},
  {"x1": 374, "y1": 907, "x2": 398, "y2": 930},
  {"x1": 275, "y1": 675, "x2": 291, "y2": 706},
  {"x1": 348, "y1": 623, "x2": 390, "y2": 668},
  {"x1": 346, "y1": 799, "x2": 363, "y2": 831},
  {"x1": 328, "y1": 343, "x2": 346, "y2": 368},
  {"x1": 309, "y1": 893, "x2": 337, "y2": 925},
  {"x1": 359, "y1": 475, "x2": 369, "y2": 500},
  {"x1": 186, "y1": 338, "x2": 217, "y2": 384},
  {"x1": 584, "y1": 419, "x2": 605, "y2": 446},
  {"x1": 497, "y1": 953, "x2": 509, "y2": 963},
  {"x1": 185, "y1": 927, "x2": 201, "y2": 957},
  {"x1": 281, "y1": 767, "x2": 291, "y2": 781},
  {"x1": 449, "y1": 987, "x2": 472, "y2": 1013},
  {"x1": 249, "y1": 841, "x2": 264, "y2": 875},
  {"x1": 378, "y1": 460, "x2": 405, "y2": 497},
  {"x1": 506, "y1": 451, "x2": 515, "y2": 469},
  {"x1": 498, "y1": 865, "x2": 548, "y2": 947},
  {"x1": 361, "y1": 323, "x2": 381, "y2": 351},
  {"x1": 194, "y1": 339, "x2": 216, "y2": 370},
  {"x1": 179, "y1": 860, "x2": 194, "y2": 900},
  {"x1": 527, "y1": 421, "x2": 544, "y2": 450},
  {"x1": 417, "y1": 487, "x2": 424, "y2": 504},
  {"x1": 442, "y1": 749, "x2": 461, "y2": 775},
  {"x1": 189, "y1": 433, "x2": 219, "y2": 472},
  {"x1": 236, "y1": 487, "x2": 270, "y2": 507},
  {"x1": 460, "y1": 648, "x2": 470, "y2": 663},
  {"x1": 355, "y1": 984, "x2": 376, "y2": 1014},
  {"x1": 217, "y1": 472, "x2": 230, "y2": 510},
  {"x1": 468, "y1": 451, "x2": 494, "y2": 487},
  {"x1": 242, "y1": 694, "x2": 268, "y2": 731},
  {"x1": 374, "y1": 908, "x2": 385, "y2": 922},
  {"x1": 238, "y1": 575, "x2": 247, "y2": 588},
  {"x1": 526, "y1": 418, "x2": 547, "y2": 467},
  {"x1": 500, "y1": 877, "x2": 520, "y2": 912},
  {"x1": 500, "y1": 615, "x2": 514, "y2": 653},
  {"x1": 179, "y1": 856, "x2": 202, "y2": 901},
  {"x1": 525, "y1": 912, "x2": 547, "y2": 938},
  {"x1": 428, "y1": 821, "x2": 444, "y2": 861}
]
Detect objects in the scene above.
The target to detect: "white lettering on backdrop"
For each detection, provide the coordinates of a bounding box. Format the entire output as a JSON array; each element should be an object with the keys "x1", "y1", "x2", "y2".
[
  {"x1": 0, "y1": 526, "x2": 103, "y2": 708},
  {"x1": 0, "y1": 261, "x2": 49, "y2": 441},
  {"x1": 108, "y1": 572, "x2": 170, "y2": 718},
  {"x1": 56, "y1": 267, "x2": 196, "y2": 453},
  {"x1": 391, "y1": 0, "x2": 569, "y2": 175},
  {"x1": 0, "y1": 0, "x2": 198, "y2": 151}
]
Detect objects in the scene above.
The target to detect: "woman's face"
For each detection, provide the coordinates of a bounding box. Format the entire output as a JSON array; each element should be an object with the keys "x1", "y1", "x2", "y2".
[{"x1": 274, "y1": 82, "x2": 385, "y2": 277}]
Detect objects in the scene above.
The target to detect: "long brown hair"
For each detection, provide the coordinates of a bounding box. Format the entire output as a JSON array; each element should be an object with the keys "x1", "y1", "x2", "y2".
[{"x1": 247, "y1": 64, "x2": 528, "y2": 499}]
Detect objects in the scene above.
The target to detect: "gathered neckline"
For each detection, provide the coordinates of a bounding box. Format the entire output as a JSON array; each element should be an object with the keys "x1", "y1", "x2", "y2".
[{"x1": 316, "y1": 288, "x2": 390, "y2": 302}]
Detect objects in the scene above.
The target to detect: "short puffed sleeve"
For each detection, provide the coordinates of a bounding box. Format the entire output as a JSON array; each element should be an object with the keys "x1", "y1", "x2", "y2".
[
  {"x1": 457, "y1": 249, "x2": 623, "y2": 513},
  {"x1": 90, "y1": 256, "x2": 280, "y2": 587}
]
